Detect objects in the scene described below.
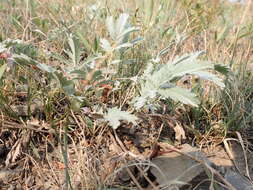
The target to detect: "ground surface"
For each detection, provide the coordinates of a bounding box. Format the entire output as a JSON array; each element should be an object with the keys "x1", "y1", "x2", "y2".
[{"x1": 0, "y1": 0, "x2": 253, "y2": 189}]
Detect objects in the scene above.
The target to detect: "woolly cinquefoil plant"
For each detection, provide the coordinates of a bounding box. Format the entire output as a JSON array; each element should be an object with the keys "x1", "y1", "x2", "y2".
[{"x1": 134, "y1": 51, "x2": 225, "y2": 109}]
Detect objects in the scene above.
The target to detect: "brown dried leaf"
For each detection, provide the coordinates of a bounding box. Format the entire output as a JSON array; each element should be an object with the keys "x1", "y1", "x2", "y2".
[
  {"x1": 173, "y1": 122, "x2": 186, "y2": 143},
  {"x1": 5, "y1": 131, "x2": 31, "y2": 166},
  {"x1": 100, "y1": 158, "x2": 117, "y2": 182},
  {"x1": 5, "y1": 140, "x2": 22, "y2": 166}
]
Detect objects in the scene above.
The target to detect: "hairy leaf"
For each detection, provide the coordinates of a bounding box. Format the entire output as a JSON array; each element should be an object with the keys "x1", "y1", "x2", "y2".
[
  {"x1": 158, "y1": 87, "x2": 200, "y2": 107},
  {"x1": 115, "y1": 13, "x2": 129, "y2": 40},
  {"x1": 67, "y1": 34, "x2": 82, "y2": 67},
  {"x1": 191, "y1": 71, "x2": 225, "y2": 88},
  {"x1": 104, "y1": 107, "x2": 138, "y2": 129},
  {"x1": 100, "y1": 38, "x2": 113, "y2": 52},
  {"x1": 105, "y1": 13, "x2": 138, "y2": 46},
  {"x1": 135, "y1": 51, "x2": 225, "y2": 109},
  {"x1": 0, "y1": 63, "x2": 7, "y2": 79},
  {"x1": 106, "y1": 16, "x2": 116, "y2": 40}
]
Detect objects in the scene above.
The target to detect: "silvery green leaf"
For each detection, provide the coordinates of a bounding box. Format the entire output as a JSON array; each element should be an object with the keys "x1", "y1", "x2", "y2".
[
  {"x1": 0, "y1": 64, "x2": 7, "y2": 79},
  {"x1": 68, "y1": 34, "x2": 81, "y2": 66},
  {"x1": 136, "y1": 51, "x2": 225, "y2": 108},
  {"x1": 158, "y1": 87, "x2": 200, "y2": 107},
  {"x1": 12, "y1": 53, "x2": 36, "y2": 66},
  {"x1": 13, "y1": 53, "x2": 56, "y2": 73},
  {"x1": 100, "y1": 38, "x2": 113, "y2": 52},
  {"x1": 112, "y1": 80, "x2": 121, "y2": 90},
  {"x1": 191, "y1": 71, "x2": 225, "y2": 88},
  {"x1": 111, "y1": 60, "x2": 121, "y2": 65},
  {"x1": 160, "y1": 82, "x2": 175, "y2": 89},
  {"x1": 133, "y1": 96, "x2": 147, "y2": 109},
  {"x1": 142, "y1": 62, "x2": 154, "y2": 78},
  {"x1": 51, "y1": 53, "x2": 71, "y2": 65},
  {"x1": 68, "y1": 36, "x2": 76, "y2": 61},
  {"x1": 116, "y1": 27, "x2": 139, "y2": 42},
  {"x1": 0, "y1": 44, "x2": 7, "y2": 53},
  {"x1": 145, "y1": 90, "x2": 157, "y2": 98},
  {"x1": 54, "y1": 72, "x2": 75, "y2": 96},
  {"x1": 104, "y1": 107, "x2": 138, "y2": 129},
  {"x1": 37, "y1": 63, "x2": 56, "y2": 73},
  {"x1": 106, "y1": 16, "x2": 116, "y2": 40},
  {"x1": 89, "y1": 4, "x2": 98, "y2": 12},
  {"x1": 69, "y1": 68, "x2": 86, "y2": 79},
  {"x1": 167, "y1": 61, "x2": 213, "y2": 81},
  {"x1": 115, "y1": 13, "x2": 129, "y2": 39},
  {"x1": 152, "y1": 57, "x2": 160, "y2": 63}
]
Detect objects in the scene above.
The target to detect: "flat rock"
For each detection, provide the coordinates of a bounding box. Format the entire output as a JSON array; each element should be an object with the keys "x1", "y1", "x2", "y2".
[
  {"x1": 224, "y1": 169, "x2": 253, "y2": 190},
  {"x1": 150, "y1": 144, "x2": 207, "y2": 189},
  {"x1": 150, "y1": 143, "x2": 253, "y2": 190}
]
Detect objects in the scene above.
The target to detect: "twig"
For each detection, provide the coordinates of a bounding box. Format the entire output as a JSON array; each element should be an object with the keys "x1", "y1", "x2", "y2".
[
  {"x1": 136, "y1": 164, "x2": 159, "y2": 190},
  {"x1": 1, "y1": 120, "x2": 55, "y2": 134},
  {"x1": 125, "y1": 166, "x2": 144, "y2": 190}
]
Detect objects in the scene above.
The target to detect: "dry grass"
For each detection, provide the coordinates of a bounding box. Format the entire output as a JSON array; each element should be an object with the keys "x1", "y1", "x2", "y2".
[{"x1": 0, "y1": 0, "x2": 253, "y2": 189}]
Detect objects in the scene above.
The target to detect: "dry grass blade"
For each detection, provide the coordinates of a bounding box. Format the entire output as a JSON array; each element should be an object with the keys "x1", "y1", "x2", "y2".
[
  {"x1": 0, "y1": 0, "x2": 252, "y2": 189},
  {"x1": 223, "y1": 138, "x2": 235, "y2": 160},
  {"x1": 126, "y1": 166, "x2": 144, "y2": 190},
  {"x1": 1, "y1": 120, "x2": 55, "y2": 134}
]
